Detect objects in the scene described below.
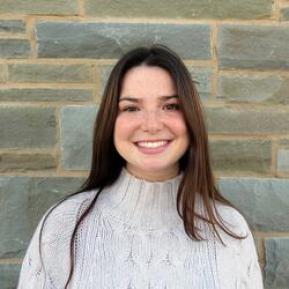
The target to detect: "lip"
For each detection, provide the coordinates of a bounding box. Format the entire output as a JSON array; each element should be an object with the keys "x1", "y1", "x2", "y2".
[{"x1": 134, "y1": 140, "x2": 172, "y2": 155}]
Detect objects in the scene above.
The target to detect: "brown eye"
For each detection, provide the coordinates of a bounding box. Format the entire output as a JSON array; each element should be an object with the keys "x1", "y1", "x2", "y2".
[
  {"x1": 164, "y1": 103, "x2": 180, "y2": 110},
  {"x1": 122, "y1": 106, "x2": 139, "y2": 112}
]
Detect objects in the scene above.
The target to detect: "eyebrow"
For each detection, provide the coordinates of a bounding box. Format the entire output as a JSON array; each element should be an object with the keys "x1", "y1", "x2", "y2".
[{"x1": 119, "y1": 95, "x2": 179, "y2": 103}]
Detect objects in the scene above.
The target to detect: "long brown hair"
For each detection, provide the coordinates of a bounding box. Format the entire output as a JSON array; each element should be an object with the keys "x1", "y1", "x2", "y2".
[{"x1": 38, "y1": 44, "x2": 246, "y2": 289}]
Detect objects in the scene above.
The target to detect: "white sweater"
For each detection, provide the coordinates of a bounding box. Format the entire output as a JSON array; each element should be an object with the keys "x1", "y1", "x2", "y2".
[{"x1": 17, "y1": 167, "x2": 264, "y2": 289}]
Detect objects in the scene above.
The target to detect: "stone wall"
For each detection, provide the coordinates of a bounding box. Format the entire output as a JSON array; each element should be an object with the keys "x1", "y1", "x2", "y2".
[{"x1": 0, "y1": 0, "x2": 289, "y2": 288}]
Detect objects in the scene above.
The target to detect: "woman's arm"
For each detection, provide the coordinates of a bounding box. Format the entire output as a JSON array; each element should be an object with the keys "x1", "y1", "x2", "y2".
[
  {"x1": 16, "y1": 215, "x2": 55, "y2": 289},
  {"x1": 239, "y1": 222, "x2": 264, "y2": 289}
]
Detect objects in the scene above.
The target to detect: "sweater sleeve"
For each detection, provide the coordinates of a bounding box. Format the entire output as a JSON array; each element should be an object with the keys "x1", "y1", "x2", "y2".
[
  {"x1": 16, "y1": 191, "x2": 94, "y2": 289},
  {"x1": 214, "y1": 203, "x2": 265, "y2": 289},
  {"x1": 16, "y1": 213, "x2": 55, "y2": 289},
  {"x1": 239, "y1": 223, "x2": 264, "y2": 289}
]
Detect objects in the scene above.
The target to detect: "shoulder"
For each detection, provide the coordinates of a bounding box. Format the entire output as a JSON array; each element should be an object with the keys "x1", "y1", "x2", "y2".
[
  {"x1": 19, "y1": 190, "x2": 97, "y2": 288},
  {"x1": 40, "y1": 189, "x2": 96, "y2": 244},
  {"x1": 214, "y1": 201, "x2": 251, "y2": 240}
]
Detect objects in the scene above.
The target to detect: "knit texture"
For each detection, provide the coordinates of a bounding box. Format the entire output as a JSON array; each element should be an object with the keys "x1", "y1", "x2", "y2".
[{"x1": 17, "y1": 167, "x2": 264, "y2": 289}]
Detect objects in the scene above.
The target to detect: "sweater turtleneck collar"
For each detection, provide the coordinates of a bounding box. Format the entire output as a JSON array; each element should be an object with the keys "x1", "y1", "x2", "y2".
[{"x1": 96, "y1": 167, "x2": 185, "y2": 231}]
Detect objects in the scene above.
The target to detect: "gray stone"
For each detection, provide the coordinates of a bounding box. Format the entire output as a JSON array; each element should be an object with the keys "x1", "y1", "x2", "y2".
[
  {"x1": 206, "y1": 107, "x2": 289, "y2": 134},
  {"x1": 100, "y1": 65, "x2": 212, "y2": 100},
  {"x1": 0, "y1": 0, "x2": 77, "y2": 15},
  {"x1": 0, "y1": 64, "x2": 7, "y2": 82},
  {"x1": 0, "y1": 88, "x2": 92, "y2": 102},
  {"x1": 218, "y1": 25, "x2": 289, "y2": 69},
  {"x1": 280, "y1": 7, "x2": 289, "y2": 21},
  {"x1": 0, "y1": 176, "x2": 84, "y2": 258},
  {"x1": 209, "y1": 139, "x2": 271, "y2": 173},
  {"x1": 265, "y1": 238, "x2": 289, "y2": 288},
  {"x1": 86, "y1": 0, "x2": 272, "y2": 19},
  {"x1": 0, "y1": 153, "x2": 57, "y2": 173},
  {"x1": 0, "y1": 39, "x2": 30, "y2": 58},
  {"x1": 277, "y1": 149, "x2": 289, "y2": 172},
  {"x1": 36, "y1": 22, "x2": 211, "y2": 60},
  {"x1": 0, "y1": 264, "x2": 21, "y2": 289},
  {"x1": 0, "y1": 20, "x2": 25, "y2": 33},
  {"x1": 218, "y1": 178, "x2": 289, "y2": 231},
  {"x1": 253, "y1": 236, "x2": 262, "y2": 257},
  {"x1": 187, "y1": 66, "x2": 212, "y2": 100},
  {"x1": 279, "y1": 139, "x2": 289, "y2": 146},
  {"x1": 0, "y1": 107, "x2": 56, "y2": 148},
  {"x1": 99, "y1": 65, "x2": 113, "y2": 96},
  {"x1": 217, "y1": 74, "x2": 289, "y2": 104},
  {"x1": 8, "y1": 63, "x2": 93, "y2": 83},
  {"x1": 61, "y1": 106, "x2": 97, "y2": 170}
]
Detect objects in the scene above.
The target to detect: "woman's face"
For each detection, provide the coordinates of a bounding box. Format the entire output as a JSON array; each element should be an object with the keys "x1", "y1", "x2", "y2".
[{"x1": 113, "y1": 65, "x2": 189, "y2": 181}]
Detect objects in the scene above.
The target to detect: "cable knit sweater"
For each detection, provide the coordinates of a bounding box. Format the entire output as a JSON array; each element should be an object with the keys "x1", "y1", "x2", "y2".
[{"x1": 17, "y1": 167, "x2": 264, "y2": 289}]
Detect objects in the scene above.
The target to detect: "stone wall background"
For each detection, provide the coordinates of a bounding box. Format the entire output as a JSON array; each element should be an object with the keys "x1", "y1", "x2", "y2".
[{"x1": 0, "y1": 0, "x2": 289, "y2": 288}]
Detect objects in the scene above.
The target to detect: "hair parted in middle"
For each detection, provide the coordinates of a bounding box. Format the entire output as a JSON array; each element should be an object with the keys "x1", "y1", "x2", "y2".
[{"x1": 39, "y1": 44, "x2": 246, "y2": 289}]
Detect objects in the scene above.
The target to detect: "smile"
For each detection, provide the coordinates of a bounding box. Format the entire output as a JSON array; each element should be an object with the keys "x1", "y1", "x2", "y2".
[
  {"x1": 134, "y1": 140, "x2": 172, "y2": 154},
  {"x1": 136, "y1": 140, "x2": 170, "y2": 148}
]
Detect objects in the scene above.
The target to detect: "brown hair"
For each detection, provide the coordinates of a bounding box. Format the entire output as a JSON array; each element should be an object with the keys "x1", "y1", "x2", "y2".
[{"x1": 38, "y1": 44, "x2": 246, "y2": 289}]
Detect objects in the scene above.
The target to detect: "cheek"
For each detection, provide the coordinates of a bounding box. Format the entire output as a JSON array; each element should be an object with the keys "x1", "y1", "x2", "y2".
[
  {"x1": 114, "y1": 116, "x2": 136, "y2": 140},
  {"x1": 168, "y1": 117, "x2": 188, "y2": 136}
]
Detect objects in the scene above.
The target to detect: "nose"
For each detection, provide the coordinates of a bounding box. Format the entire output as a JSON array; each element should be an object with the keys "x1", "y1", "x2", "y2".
[{"x1": 141, "y1": 110, "x2": 164, "y2": 133}]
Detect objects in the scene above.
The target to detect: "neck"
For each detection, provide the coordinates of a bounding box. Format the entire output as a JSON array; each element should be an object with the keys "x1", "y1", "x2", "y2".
[
  {"x1": 96, "y1": 167, "x2": 184, "y2": 231},
  {"x1": 125, "y1": 164, "x2": 180, "y2": 182}
]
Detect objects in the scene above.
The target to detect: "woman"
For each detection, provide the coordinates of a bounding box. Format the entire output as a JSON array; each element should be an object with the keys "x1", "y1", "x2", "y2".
[{"x1": 17, "y1": 44, "x2": 264, "y2": 289}]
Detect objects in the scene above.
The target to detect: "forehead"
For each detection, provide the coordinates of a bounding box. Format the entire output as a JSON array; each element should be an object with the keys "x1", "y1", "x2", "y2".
[{"x1": 120, "y1": 65, "x2": 176, "y2": 98}]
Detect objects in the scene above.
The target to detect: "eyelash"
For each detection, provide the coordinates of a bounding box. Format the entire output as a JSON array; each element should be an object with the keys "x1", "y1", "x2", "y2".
[{"x1": 121, "y1": 103, "x2": 180, "y2": 112}]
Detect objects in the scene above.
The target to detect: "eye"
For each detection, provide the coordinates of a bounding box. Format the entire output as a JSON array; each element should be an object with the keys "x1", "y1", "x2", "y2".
[
  {"x1": 164, "y1": 103, "x2": 180, "y2": 111},
  {"x1": 121, "y1": 106, "x2": 139, "y2": 112}
]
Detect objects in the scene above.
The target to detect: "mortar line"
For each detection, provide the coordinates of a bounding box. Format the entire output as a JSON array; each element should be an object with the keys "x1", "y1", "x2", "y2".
[
  {"x1": 25, "y1": 16, "x2": 37, "y2": 59},
  {"x1": 273, "y1": 0, "x2": 281, "y2": 21},
  {"x1": 78, "y1": 0, "x2": 86, "y2": 17},
  {"x1": 16, "y1": 15, "x2": 287, "y2": 25}
]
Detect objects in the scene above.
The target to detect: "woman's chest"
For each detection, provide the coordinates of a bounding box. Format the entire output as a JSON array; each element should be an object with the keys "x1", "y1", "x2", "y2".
[{"x1": 67, "y1": 215, "x2": 239, "y2": 289}]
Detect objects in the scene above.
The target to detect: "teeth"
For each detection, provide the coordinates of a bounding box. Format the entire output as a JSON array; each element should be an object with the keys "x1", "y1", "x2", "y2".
[{"x1": 137, "y1": 140, "x2": 169, "y2": 148}]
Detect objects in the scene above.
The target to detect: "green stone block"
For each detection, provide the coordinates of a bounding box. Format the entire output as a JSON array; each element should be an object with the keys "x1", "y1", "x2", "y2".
[
  {"x1": 8, "y1": 63, "x2": 93, "y2": 83},
  {"x1": 206, "y1": 107, "x2": 289, "y2": 134},
  {"x1": 0, "y1": 107, "x2": 56, "y2": 148},
  {"x1": 218, "y1": 25, "x2": 289, "y2": 69},
  {"x1": 217, "y1": 74, "x2": 289, "y2": 104},
  {"x1": 219, "y1": 178, "x2": 289, "y2": 231},
  {"x1": 61, "y1": 105, "x2": 97, "y2": 170},
  {"x1": 86, "y1": 0, "x2": 272, "y2": 19},
  {"x1": 210, "y1": 139, "x2": 271, "y2": 173},
  {"x1": 0, "y1": 0, "x2": 77, "y2": 15},
  {"x1": 0, "y1": 176, "x2": 84, "y2": 258},
  {"x1": 265, "y1": 238, "x2": 289, "y2": 288},
  {"x1": 0, "y1": 264, "x2": 21, "y2": 289},
  {"x1": 0, "y1": 88, "x2": 92, "y2": 102},
  {"x1": 0, "y1": 153, "x2": 57, "y2": 173},
  {"x1": 277, "y1": 149, "x2": 289, "y2": 172},
  {"x1": 280, "y1": 7, "x2": 289, "y2": 21},
  {"x1": 36, "y1": 22, "x2": 211, "y2": 60},
  {"x1": 0, "y1": 39, "x2": 30, "y2": 59},
  {"x1": 0, "y1": 20, "x2": 25, "y2": 33}
]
